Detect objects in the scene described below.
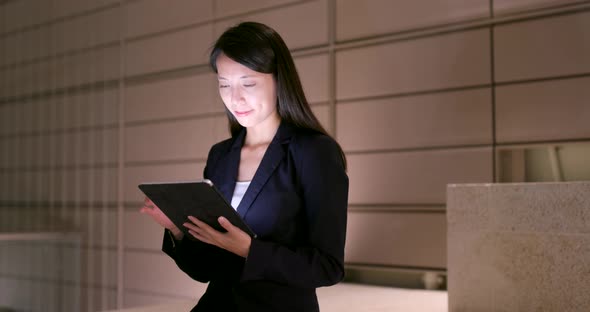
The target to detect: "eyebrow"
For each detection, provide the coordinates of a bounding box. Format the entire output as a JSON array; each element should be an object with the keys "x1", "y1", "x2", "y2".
[{"x1": 218, "y1": 75, "x2": 256, "y2": 80}]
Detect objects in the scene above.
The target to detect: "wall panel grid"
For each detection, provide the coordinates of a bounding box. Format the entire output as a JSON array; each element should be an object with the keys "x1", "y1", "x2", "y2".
[
  {"x1": 0, "y1": 1, "x2": 317, "y2": 70},
  {"x1": 2, "y1": 0, "x2": 590, "y2": 309},
  {"x1": 3, "y1": 3, "x2": 589, "y2": 101}
]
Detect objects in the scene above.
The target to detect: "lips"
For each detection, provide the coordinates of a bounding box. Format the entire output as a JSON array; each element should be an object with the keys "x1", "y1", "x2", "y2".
[{"x1": 234, "y1": 110, "x2": 253, "y2": 117}]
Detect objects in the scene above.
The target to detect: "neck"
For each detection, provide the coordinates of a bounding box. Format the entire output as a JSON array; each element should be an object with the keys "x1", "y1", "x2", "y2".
[{"x1": 244, "y1": 115, "x2": 281, "y2": 146}]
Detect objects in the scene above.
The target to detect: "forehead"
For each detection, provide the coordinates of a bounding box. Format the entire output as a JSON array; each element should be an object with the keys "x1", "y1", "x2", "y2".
[{"x1": 216, "y1": 53, "x2": 260, "y2": 78}]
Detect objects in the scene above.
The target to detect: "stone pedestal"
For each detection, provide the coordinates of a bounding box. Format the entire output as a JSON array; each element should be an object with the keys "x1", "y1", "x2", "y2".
[{"x1": 447, "y1": 182, "x2": 590, "y2": 312}]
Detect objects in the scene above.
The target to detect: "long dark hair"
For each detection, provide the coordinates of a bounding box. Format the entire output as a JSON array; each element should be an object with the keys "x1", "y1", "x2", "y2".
[{"x1": 209, "y1": 21, "x2": 346, "y2": 169}]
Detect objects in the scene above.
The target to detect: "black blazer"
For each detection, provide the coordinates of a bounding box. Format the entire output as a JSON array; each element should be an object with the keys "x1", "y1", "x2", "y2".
[{"x1": 162, "y1": 121, "x2": 349, "y2": 311}]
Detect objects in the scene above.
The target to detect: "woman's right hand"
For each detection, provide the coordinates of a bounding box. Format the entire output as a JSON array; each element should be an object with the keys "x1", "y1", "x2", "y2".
[{"x1": 140, "y1": 197, "x2": 184, "y2": 240}]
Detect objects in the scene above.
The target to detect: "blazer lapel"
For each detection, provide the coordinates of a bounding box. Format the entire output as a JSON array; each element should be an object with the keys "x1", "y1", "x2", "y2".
[{"x1": 236, "y1": 121, "x2": 294, "y2": 218}]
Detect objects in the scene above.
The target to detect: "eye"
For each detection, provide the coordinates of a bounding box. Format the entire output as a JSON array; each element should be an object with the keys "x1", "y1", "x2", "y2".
[
  {"x1": 219, "y1": 84, "x2": 229, "y2": 89},
  {"x1": 243, "y1": 83, "x2": 256, "y2": 88}
]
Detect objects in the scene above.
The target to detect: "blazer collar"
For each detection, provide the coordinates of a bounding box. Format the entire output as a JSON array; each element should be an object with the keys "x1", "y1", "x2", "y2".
[
  {"x1": 221, "y1": 121, "x2": 295, "y2": 218},
  {"x1": 229, "y1": 120, "x2": 294, "y2": 151}
]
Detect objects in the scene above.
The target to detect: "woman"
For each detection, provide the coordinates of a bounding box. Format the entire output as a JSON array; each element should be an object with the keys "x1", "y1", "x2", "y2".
[{"x1": 141, "y1": 21, "x2": 348, "y2": 311}]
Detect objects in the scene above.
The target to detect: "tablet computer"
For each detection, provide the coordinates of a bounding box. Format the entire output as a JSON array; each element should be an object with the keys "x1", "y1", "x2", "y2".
[{"x1": 138, "y1": 179, "x2": 256, "y2": 238}]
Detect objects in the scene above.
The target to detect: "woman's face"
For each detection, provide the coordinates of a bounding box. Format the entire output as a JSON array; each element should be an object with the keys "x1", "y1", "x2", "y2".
[{"x1": 216, "y1": 53, "x2": 279, "y2": 130}]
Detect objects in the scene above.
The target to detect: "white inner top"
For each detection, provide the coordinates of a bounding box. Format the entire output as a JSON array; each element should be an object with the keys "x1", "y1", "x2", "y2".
[{"x1": 230, "y1": 181, "x2": 251, "y2": 210}]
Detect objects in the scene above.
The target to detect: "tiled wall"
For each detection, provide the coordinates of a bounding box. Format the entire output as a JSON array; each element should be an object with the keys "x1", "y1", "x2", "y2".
[
  {"x1": 1, "y1": 1, "x2": 122, "y2": 311},
  {"x1": 0, "y1": 0, "x2": 589, "y2": 310}
]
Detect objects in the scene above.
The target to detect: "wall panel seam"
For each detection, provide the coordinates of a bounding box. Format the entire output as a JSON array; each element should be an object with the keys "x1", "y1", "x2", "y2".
[
  {"x1": 0, "y1": 0, "x2": 316, "y2": 46},
  {"x1": 0, "y1": 80, "x2": 120, "y2": 105},
  {"x1": 125, "y1": 64, "x2": 212, "y2": 85},
  {"x1": 0, "y1": 274, "x2": 119, "y2": 290},
  {"x1": 334, "y1": 4, "x2": 590, "y2": 52},
  {"x1": 335, "y1": 71, "x2": 590, "y2": 105},
  {"x1": 0, "y1": 243, "x2": 119, "y2": 251},
  {"x1": 124, "y1": 113, "x2": 226, "y2": 127},
  {"x1": 123, "y1": 158, "x2": 207, "y2": 167},
  {"x1": 2, "y1": 3, "x2": 588, "y2": 71},
  {"x1": 344, "y1": 144, "x2": 493, "y2": 155},
  {"x1": 496, "y1": 138, "x2": 590, "y2": 147},
  {"x1": 124, "y1": 0, "x2": 315, "y2": 44},
  {"x1": 345, "y1": 262, "x2": 447, "y2": 272},
  {"x1": 335, "y1": 84, "x2": 491, "y2": 104},
  {"x1": 123, "y1": 247, "x2": 163, "y2": 254},
  {"x1": 3, "y1": 36, "x2": 588, "y2": 105},
  {"x1": 116, "y1": 0, "x2": 126, "y2": 307},
  {"x1": 0, "y1": 41, "x2": 120, "y2": 71},
  {"x1": 349, "y1": 203, "x2": 444, "y2": 208},
  {"x1": 0, "y1": 2, "x2": 120, "y2": 37},
  {"x1": 327, "y1": 0, "x2": 336, "y2": 135},
  {"x1": 492, "y1": 0, "x2": 590, "y2": 21},
  {"x1": 0, "y1": 163, "x2": 119, "y2": 171},
  {"x1": 0, "y1": 201, "x2": 118, "y2": 208},
  {"x1": 495, "y1": 72, "x2": 590, "y2": 86},
  {"x1": 4, "y1": 69, "x2": 586, "y2": 107},
  {"x1": 348, "y1": 208, "x2": 446, "y2": 214},
  {"x1": 0, "y1": 125, "x2": 120, "y2": 138},
  {"x1": 123, "y1": 288, "x2": 194, "y2": 300},
  {"x1": 490, "y1": 9, "x2": 497, "y2": 183}
]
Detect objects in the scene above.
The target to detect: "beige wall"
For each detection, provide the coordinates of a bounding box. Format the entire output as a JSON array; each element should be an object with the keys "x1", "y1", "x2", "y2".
[{"x1": 0, "y1": 0, "x2": 589, "y2": 310}]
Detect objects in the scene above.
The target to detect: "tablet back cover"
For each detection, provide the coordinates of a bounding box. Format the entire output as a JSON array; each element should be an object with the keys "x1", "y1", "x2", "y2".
[{"x1": 138, "y1": 180, "x2": 255, "y2": 238}]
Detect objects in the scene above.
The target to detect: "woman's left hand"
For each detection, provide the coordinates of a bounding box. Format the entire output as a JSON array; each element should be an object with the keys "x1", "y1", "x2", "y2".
[{"x1": 184, "y1": 216, "x2": 252, "y2": 258}]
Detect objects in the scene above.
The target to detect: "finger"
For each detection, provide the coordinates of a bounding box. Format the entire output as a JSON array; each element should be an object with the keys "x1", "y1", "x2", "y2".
[
  {"x1": 188, "y1": 229, "x2": 212, "y2": 244},
  {"x1": 184, "y1": 222, "x2": 212, "y2": 242},
  {"x1": 183, "y1": 222, "x2": 201, "y2": 233},
  {"x1": 140, "y1": 201, "x2": 155, "y2": 209},
  {"x1": 186, "y1": 217, "x2": 227, "y2": 245},
  {"x1": 218, "y1": 217, "x2": 236, "y2": 232},
  {"x1": 188, "y1": 216, "x2": 216, "y2": 233},
  {"x1": 187, "y1": 227, "x2": 200, "y2": 238},
  {"x1": 140, "y1": 206, "x2": 154, "y2": 214}
]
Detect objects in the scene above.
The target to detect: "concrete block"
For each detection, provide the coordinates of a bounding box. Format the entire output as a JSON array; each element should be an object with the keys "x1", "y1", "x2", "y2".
[{"x1": 447, "y1": 182, "x2": 590, "y2": 312}]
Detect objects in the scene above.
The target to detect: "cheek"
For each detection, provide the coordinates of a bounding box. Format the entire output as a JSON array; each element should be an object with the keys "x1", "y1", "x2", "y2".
[
  {"x1": 219, "y1": 91, "x2": 231, "y2": 106},
  {"x1": 267, "y1": 89, "x2": 278, "y2": 111},
  {"x1": 266, "y1": 99, "x2": 278, "y2": 114}
]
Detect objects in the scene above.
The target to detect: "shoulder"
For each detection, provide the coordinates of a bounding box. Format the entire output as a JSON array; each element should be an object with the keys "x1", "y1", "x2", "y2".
[
  {"x1": 287, "y1": 127, "x2": 348, "y2": 191},
  {"x1": 206, "y1": 136, "x2": 236, "y2": 167},
  {"x1": 290, "y1": 127, "x2": 339, "y2": 151},
  {"x1": 209, "y1": 136, "x2": 235, "y2": 156},
  {"x1": 289, "y1": 128, "x2": 344, "y2": 168},
  {"x1": 203, "y1": 136, "x2": 238, "y2": 179}
]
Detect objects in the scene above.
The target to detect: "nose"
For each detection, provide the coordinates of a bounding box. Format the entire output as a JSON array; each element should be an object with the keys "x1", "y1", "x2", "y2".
[{"x1": 230, "y1": 86, "x2": 244, "y2": 106}]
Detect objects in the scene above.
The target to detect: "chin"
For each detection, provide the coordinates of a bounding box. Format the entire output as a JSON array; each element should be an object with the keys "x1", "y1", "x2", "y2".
[{"x1": 235, "y1": 118, "x2": 255, "y2": 128}]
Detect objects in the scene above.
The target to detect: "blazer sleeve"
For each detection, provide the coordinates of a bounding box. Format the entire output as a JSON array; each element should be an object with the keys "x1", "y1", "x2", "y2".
[
  {"x1": 162, "y1": 230, "x2": 244, "y2": 284},
  {"x1": 162, "y1": 142, "x2": 244, "y2": 284},
  {"x1": 162, "y1": 230, "x2": 216, "y2": 282},
  {"x1": 240, "y1": 135, "x2": 349, "y2": 288}
]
